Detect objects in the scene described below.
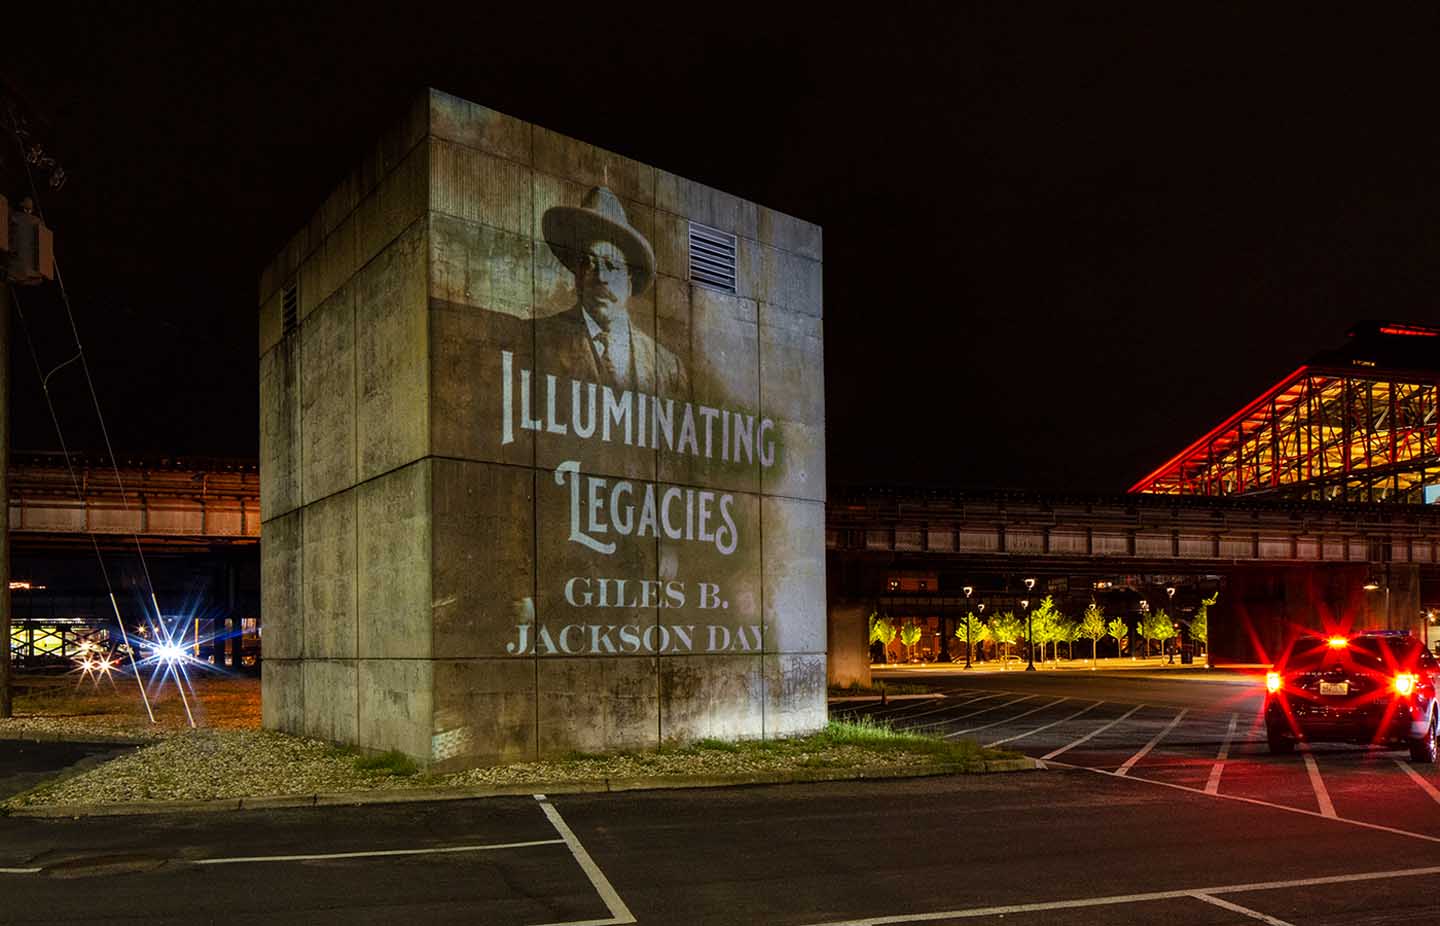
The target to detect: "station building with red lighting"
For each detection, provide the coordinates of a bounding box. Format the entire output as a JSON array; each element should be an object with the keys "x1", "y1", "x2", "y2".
[{"x1": 1130, "y1": 322, "x2": 1440, "y2": 505}]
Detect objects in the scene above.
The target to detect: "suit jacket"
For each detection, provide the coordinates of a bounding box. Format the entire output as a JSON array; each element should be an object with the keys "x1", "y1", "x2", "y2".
[{"x1": 535, "y1": 305, "x2": 689, "y2": 398}]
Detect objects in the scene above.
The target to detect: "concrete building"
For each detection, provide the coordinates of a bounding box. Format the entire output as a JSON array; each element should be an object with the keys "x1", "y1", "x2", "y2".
[{"x1": 258, "y1": 89, "x2": 826, "y2": 768}]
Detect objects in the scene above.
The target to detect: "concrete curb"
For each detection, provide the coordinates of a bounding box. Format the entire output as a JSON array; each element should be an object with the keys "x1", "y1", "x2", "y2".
[
  {"x1": 0, "y1": 729, "x2": 153, "y2": 745},
  {"x1": 5, "y1": 758, "x2": 1043, "y2": 818}
]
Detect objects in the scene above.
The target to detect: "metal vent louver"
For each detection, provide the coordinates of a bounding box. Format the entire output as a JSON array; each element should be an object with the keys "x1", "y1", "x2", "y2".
[
  {"x1": 281, "y1": 281, "x2": 299, "y2": 336},
  {"x1": 688, "y1": 222, "x2": 737, "y2": 294}
]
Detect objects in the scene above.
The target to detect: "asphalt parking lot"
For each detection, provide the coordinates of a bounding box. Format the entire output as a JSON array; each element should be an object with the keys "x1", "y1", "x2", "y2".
[
  {"x1": 839, "y1": 670, "x2": 1440, "y2": 842},
  {"x1": 3, "y1": 670, "x2": 1440, "y2": 924},
  {"x1": 0, "y1": 740, "x2": 135, "y2": 802}
]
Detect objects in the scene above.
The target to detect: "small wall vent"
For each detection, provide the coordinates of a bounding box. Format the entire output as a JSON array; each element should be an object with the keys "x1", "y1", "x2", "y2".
[
  {"x1": 688, "y1": 222, "x2": 737, "y2": 294},
  {"x1": 281, "y1": 281, "x2": 299, "y2": 336}
]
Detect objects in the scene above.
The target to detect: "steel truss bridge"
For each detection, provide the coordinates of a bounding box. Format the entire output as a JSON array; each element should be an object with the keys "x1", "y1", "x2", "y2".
[{"x1": 1130, "y1": 322, "x2": 1440, "y2": 504}]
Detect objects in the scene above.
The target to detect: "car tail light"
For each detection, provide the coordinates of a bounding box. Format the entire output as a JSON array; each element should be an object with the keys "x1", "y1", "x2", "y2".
[
  {"x1": 1394, "y1": 673, "x2": 1419, "y2": 696},
  {"x1": 1327, "y1": 636, "x2": 1348, "y2": 649},
  {"x1": 1266, "y1": 671, "x2": 1281, "y2": 693}
]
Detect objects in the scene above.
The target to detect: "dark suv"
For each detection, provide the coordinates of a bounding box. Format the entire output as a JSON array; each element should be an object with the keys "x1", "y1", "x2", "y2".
[{"x1": 1264, "y1": 630, "x2": 1439, "y2": 762}]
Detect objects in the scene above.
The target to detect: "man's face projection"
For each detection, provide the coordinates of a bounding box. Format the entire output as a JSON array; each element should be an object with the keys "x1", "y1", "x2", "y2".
[{"x1": 575, "y1": 240, "x2": 632, "y2": 327}]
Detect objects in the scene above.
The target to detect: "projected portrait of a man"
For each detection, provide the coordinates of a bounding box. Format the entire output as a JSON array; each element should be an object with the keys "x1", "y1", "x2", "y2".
[{"x1": 537, "y1": 185, "x2": 689, "y2": 396}]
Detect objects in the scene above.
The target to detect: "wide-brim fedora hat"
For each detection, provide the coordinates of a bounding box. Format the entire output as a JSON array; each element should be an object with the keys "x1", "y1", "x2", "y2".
[{"x1": 542, "y1": 185, "x2": 655, "y2": 295}]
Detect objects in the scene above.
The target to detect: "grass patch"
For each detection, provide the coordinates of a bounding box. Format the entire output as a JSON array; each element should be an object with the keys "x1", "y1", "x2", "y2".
[
  {"x1": 827, "y1": 681, "x2": 933, "y2": 697},
  {"x1": 820, "y1": 716, "x2": 1012, "y2": 764},
  {"x1": 691, "y1": 737, "x2": 742, "y2": 753},
  {"x1": 662, "y1": 717, "x2": 1017, "y2": 769},
  {"x1": 354, "y1": 750, "x2": 421, "y2": 777}
]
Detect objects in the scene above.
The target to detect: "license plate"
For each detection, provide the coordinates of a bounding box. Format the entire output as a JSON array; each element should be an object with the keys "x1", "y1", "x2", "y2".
[{"x1": 1319, "y1": 681, "x2": 1349, "y2": 696}]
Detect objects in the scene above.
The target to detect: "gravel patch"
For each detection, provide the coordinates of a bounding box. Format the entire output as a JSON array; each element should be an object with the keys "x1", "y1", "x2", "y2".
[
  {"x1": 0, "y1": 716, "x2": 166, "y2": 743},
  {"x1": 4, "y1": 731, "x2": 410, "y2": 807},
  {"x1": 2, "y1": 674, "x2": 261, "y2": 744},
  {"x1": 445, "y1": 743, "x2": 935, "y2": 788},
  {"x1": 2, "y1": 727, "x2": 986, "y2": 810}
]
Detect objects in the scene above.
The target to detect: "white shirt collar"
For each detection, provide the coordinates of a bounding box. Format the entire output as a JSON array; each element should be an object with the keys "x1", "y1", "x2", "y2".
[{"x1": 582, "y1": 307, "x2": 604, "y2": 340}]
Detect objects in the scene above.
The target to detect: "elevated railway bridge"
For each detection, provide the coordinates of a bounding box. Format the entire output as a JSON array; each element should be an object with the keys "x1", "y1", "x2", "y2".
[{"x1": 827, "y1": 485, "x2": 1440, "y2": 667}]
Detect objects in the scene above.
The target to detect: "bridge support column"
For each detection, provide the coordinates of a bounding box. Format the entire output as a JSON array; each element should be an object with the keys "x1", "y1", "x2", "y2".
[
  {"x1": 1213, "y1": 563, "x2": 1422, "y2": 665},
  {"x1": 827, "y1": 601, "x2": 871, "y2": 688},
  {"x1": 0, "y1": 283, "x2": 10, "y2": 718},
  {"x1": 230, "y1": 614, "x2": 243, "y2": 669}
]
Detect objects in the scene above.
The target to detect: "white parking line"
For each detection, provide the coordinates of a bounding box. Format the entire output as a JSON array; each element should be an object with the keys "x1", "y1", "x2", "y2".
[
  {"x1": 1302, "y1": 752, "x2": 1337, "y2": 818},
  {"x1": 1115, "y1": 709, "x2": 1187, "y2": 776},
  {"x1": 1054, "y1": 759, "x2": 1440, "y2": 845},
  {"x1": 1205, "y1": 713, "x2": 1239, "y2": 795},
  {"x1": 797, "y1": 862, "x2": 1440, "y2": 925},
  {"x1": 909, "y1": 694, "x2": 1035, "y2": 730},
  {"x1": 1041, "y1": 704, "x2": 1144, "y2": 760},
  {"x1": 3, "y1": 798, "x2": 630, "y2": 926},
  {"x1": 534, "y1": 794, "x2": 636, "y2": 926},
  {"x1": 984, "y1": 701, "x2": 1103, "y2": 748},
  {"x1": 881, "y1": 692, "x2": 1006, "y2": 724},
  {"x1": 866, "y1": 687, "x2": 998, "y2": 713},
  {"x1": 1397, "y1": 760, "x2": 1440, "y2": 806},
  {"x1": 193, "y1": 839, "x2": 564, "y2": 866},
  {"x1": 943, "y1": 698, "x2": 1068, "y2": 740},
  {"x1": 1189, "y1": 891, "x2": 1296, "y2": 925}
]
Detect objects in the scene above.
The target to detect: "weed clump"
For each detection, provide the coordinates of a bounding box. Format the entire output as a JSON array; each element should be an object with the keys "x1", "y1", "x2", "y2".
[{"x1": 355, "y1": 750, "x2": 420, "y2": 777}]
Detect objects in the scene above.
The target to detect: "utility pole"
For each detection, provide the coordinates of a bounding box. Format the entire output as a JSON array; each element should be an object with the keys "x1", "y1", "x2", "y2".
[
  {"x1": 0, "y1": 280, "x2": 8, "y2": 719},
  {"x1": 0, "y1": 83, "x2": 65, "y2": 719}
]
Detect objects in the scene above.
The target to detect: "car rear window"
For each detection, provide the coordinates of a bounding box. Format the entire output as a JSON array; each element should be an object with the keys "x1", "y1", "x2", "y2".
[{"x1": 1286, "y1": 636, "x2": 1425, "y2": 672}]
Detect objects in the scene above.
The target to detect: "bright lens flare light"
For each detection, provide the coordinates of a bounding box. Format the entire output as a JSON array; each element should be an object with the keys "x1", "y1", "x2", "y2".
[
  {"x1": 1266, "y1": 671, "x2": 1282, "y2": 693},
  {"x1": 71, "y1": 645, "x2": 121, "y2": 692},
  {"x1": 154, "y1": 642, "x2": 187, "y2": 664},
  {"x1": 1327, "y1": 636, "x2": 1349, "y2": 649},
  {"x1": 1394, "y1": 673, "x2": 1419, "y2": 696}
]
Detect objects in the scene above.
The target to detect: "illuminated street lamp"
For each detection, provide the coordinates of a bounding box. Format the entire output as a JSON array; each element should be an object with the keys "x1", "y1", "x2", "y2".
[
  {"x1": 962, "y1": 586, "x2": 974, "y2": 670},
  {"x1": 973, "y1": 601, "x2": 986, "y2": 666},
  {"x1": 1166, "y1": 586, "x2": 1177, "y2": 665},
  {"x1": 1137, "y1": 599, "x2": 1149, "y2": 661},
  {"x1": 1023, "y1": 577, "x2": 1037, "y2": 672},
  {"x1": 1364, "y1": 575, "x2": 1391, "y2": 627}
]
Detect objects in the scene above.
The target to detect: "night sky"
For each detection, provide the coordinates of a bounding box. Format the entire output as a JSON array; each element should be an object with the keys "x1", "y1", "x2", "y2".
[{"x1": 6, "y1": 5, "x2": 1440, "y2": 493}]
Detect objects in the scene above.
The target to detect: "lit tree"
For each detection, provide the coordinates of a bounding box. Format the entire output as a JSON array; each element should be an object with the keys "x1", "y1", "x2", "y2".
[
  {"x1": 1107, "y1": 616, "x2": 1129, "y2": 661},
  {"x1": 1156, "y1": 609, "x2": 1178, "y2": 660},
  {"x1": 1191, "y1": 592, "x2": 1217, "y2": 657},
  {"x1": 868, "y1": 613, "x2": 897, "y2": 665},
  {"x1": 955, "y1": 611, "x2": 992, "y2": 663},
  {"x1": 1028, "y1": 596, "x2": 1064, "y2": 665},
  {"x1": 1141, "y1": 609, "x2": 1177, "y2": 659},
  {"x1": 1062, "y1": 618, "x2": 1081, "y2": 661},
  {"x1": 1079, "y1": 603, "x2": 1106, "y2": 665},
  {"x1": 899, "y1": 620, "x2": 923, "y2": 661},
  {"x1": 990, "y1": 611, "x2": 1024, "y2": 669}
]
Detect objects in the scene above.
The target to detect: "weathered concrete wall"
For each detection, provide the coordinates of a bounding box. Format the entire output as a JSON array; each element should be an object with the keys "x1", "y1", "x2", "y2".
[{"x1": 260, "y1": 89, "x2": 825, "y2": 767}]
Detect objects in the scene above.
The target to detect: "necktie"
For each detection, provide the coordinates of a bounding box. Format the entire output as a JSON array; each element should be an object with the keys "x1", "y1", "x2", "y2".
[{"x1": 594, "y1": 328, "x2": 619, "y2": 385}]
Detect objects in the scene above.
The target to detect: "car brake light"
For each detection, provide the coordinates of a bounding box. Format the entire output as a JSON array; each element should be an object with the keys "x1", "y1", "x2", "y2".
[
  {"x1": 1266, "y1": 671, "x2": 1281, "y2": 693},
  {"x1": 1327, "y1": 636, "x2": 1348, "y2": 649},
  {"x1": 1394, "y1": 673, "x2": 1418, "y2": 696}
]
